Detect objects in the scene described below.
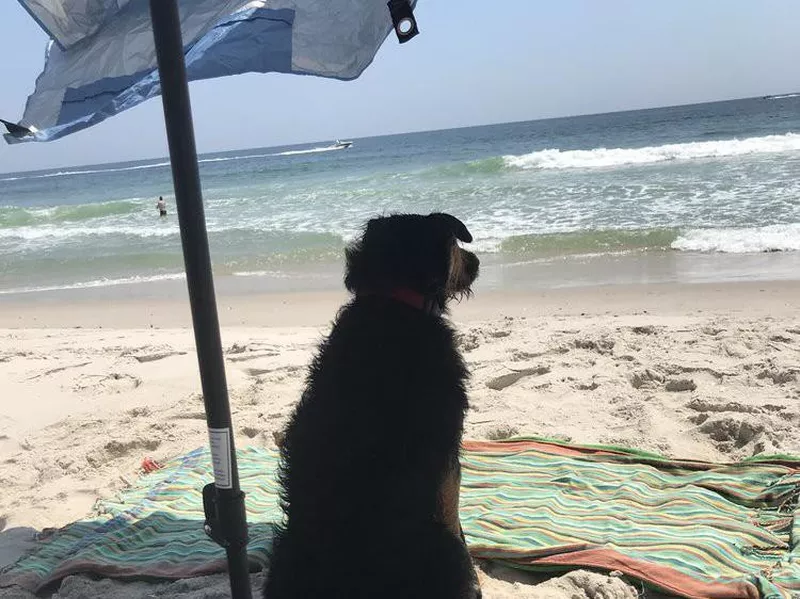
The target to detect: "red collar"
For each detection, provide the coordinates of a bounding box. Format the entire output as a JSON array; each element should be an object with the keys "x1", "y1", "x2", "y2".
[{"x1": 362, "y1": 288, "x2": 441, "y2": 315}]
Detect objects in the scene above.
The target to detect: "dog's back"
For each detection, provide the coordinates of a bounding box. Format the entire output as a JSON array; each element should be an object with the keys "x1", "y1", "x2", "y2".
[{"x1": 265, "y1": 298, "x2": 474, "y2": 597}]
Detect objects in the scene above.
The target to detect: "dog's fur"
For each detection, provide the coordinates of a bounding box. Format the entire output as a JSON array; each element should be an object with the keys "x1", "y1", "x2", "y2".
[{"x1": 263, "y1": 213, "x2": 481, "y2": 598}]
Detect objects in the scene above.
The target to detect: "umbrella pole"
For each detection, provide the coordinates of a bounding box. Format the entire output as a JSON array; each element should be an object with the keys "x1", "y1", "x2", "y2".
[{"x1": 148, "y1": 1, "x2": 252, "y2": 598}]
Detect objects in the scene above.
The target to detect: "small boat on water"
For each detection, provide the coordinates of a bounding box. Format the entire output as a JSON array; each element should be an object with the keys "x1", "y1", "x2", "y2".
[
  {"x1": 330, "y1": 139, "x2": 353, "y2": 149},
  {"x1": 763, "y1": 93, "x2": 800, "y2": 100}
]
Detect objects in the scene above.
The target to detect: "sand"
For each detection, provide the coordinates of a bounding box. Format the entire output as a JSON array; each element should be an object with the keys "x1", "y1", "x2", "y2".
[{"x1": 1, "y1": 280, "x2": 799, "y2": 598}]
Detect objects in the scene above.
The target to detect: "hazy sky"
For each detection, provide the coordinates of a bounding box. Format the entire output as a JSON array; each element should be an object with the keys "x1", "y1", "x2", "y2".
[{"x1": 1, "y1": 0, "x2": 799, "y2": 173}]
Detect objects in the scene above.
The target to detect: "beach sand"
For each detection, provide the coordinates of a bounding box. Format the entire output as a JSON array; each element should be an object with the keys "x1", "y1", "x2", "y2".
[{"x1": 1, "y1": 280, "x2": 799, "y2": 598}]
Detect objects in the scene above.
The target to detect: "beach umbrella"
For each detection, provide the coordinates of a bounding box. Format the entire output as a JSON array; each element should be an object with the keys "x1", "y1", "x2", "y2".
[{"x1": 3, "y1": 1, "x2": 419, "y2": 597}]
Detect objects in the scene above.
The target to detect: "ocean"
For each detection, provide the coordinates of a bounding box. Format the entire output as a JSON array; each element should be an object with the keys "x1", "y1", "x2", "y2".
[{"x1": 1, "y1": 95, "x2": 800, "y2": 297}]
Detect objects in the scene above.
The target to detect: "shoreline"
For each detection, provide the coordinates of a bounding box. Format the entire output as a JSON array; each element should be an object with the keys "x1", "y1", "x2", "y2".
[
  {"x1": 0, "y1": 278, "x2": 798, "y2": 329},
  {"x1": 2, "y1": 248, "x2": 800, "y2": 306}
]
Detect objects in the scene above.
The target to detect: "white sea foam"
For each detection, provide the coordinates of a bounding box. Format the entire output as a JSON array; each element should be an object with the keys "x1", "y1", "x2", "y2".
[
  {"x1": 0, "y1": 273, "x2": 185, "y2": 295},
  {"x1": 0, "y1": 223, "x2": 180, "y2": 242},
  {"x1": 503, "y1": 133, "x2": 800, "y2": 170},
  {"x1": 0, "y1": 220, "x2": 349, "y2": 253},
  {"x1": 673, "y1": 223, "x2": 800, "y2": 253},
  {"x1": 232, "y1": 270, "x2": 293, "y2": 278}
]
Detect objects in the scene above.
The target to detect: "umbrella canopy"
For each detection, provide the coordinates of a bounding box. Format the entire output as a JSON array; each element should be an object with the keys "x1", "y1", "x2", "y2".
[
  {"x1": 5, "y1": 0, "x2": 417, "y2": 143},
  {"x1": 5, "y1": 2, "x2": 420, "y2": 598}
]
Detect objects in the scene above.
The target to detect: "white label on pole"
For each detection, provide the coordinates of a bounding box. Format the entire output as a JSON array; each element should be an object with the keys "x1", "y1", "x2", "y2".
[{"x1": 208, "y1": 427, "x2": 232, "y2": 489}]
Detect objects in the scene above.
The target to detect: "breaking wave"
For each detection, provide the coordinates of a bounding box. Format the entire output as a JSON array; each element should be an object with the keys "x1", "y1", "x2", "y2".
[
  {"x1": 673, "y1": 224, "x2": 800, "y2": 253},
  {"x1": 503, "y1": 133, "x2": 800, "y2": 170}
]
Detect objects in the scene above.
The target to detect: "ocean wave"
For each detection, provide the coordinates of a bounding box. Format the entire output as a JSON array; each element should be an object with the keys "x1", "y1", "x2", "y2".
[
  {"x1": 4, "y1": 214, "x2": 798, "y2": 258},
  {"x1": 498, "y1": 228, "x2": 679, "y2": 256},
  {"x1": 0, "y1": 223, "x2": 178, "y2": 241},
  {"x1": 493, "y1": 224, "x2": 800, "y2": 256},
  {"x1": 0, "y1": 200, "x2": 142, "y2": 228},
  {"x1": 673, "y1": 224, "x2": 800, "y2": 253},
  {"x1": 0, "y1": 222, "x2": 346, "y2": 248},
  {"x1": 503, "y1": 133, "x2": 800, "y2": 170},
  {"x1": 0, "y1": 273, "x2": 186, "y2": 295},
  {"x1": 419, "y1": 157, "x2": 507, "y2": 179}
]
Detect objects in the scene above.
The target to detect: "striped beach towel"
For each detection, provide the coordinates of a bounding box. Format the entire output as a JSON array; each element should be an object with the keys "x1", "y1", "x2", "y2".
[
  {"x1": 462, "y1": 439, "x2": 799, "y2": 599},
  {"x1": 1, "y1": 439, "x2": 798, "y2": 598}
]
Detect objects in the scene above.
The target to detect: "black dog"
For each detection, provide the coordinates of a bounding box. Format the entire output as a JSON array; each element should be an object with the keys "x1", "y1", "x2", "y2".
[{"x1": 263, "y1": 213, "x2": 481, "y2": 598}]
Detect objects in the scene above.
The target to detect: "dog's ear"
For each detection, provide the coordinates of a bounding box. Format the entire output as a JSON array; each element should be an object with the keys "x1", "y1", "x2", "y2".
[{"x1": 428, "y1": 213, "x2": 473, "y2": 244}]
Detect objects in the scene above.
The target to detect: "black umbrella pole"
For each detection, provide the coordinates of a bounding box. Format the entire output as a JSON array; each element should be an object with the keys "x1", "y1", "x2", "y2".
[{"x1": 149, "y1": 1, "x2": 252, "y2": 598}]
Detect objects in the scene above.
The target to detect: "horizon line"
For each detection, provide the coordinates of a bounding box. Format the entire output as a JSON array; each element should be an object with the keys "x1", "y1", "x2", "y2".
[{"x1": 2, "y1": 91, "x2": 797, "y2": 177}]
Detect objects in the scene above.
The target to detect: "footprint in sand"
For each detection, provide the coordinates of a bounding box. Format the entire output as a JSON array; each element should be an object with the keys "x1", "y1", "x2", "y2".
[
  {"x1": 486, "y1": 366, "x2": 550, "y2": 391},
  {"x1": 697, "y1": 416, "x2": 765, "y2": 452},
  {"x1": 74, "y1": 372, "x2": 142, "y2": 395},
  {"x1": 485, "y1": 424, "x2": 519, "y2": 441},
  {"x1": 127, "y1": 407, "x2": 151, "y2": 418},
  {"x1": 573, "y1": 337, "x2": 615, "y2": 355},
  {"x1": 687, "y1": 398, "x2": 759, "y2": 414},
  {"x1": 576, "y1": 380, "x2": 600, "y2": 391},
  {"x1": 630, "y1": 325, "x2": 658, "y2": 335},
  {"x1": 227, "y1": 351, "x2": 280, "y2": 363},
  {"x1": 456, "y1": 330, "x2": 481, "y2": 352},
  {"x1": 86, "y1": 438, "x2": 162, "y2": 468},
  {"x1": 169, "y1": 411, "x2": 207, "y2": 421},
  {"x1": 26, "y1": 361, "x2": 91, "y2": 381},
  {"x1": 628, "y1": 369, "x2": 665, "y2": 389},
  {"x1": 128, "y1": 351, "x2": 187, "y2": 363},
  {"x1": 756, "y1": 368, "x2": 796, "y2": 385},
  {"x1": 664, "y1": 378, "x2": 697, "y2": 393},
  {"x1": 240, "y1": 426, "x2": 262, "y2": 439}
]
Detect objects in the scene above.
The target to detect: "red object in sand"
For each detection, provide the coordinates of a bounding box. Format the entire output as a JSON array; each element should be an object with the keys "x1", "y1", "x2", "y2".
[{"x1": 141, "y1": 457, "x2": 163, "y2": 473}]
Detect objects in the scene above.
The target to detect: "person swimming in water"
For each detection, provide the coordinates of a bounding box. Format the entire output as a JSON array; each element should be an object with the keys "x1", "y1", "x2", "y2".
[{"x1": 156, "y1": 196, "x2": 167, "y2": 217}]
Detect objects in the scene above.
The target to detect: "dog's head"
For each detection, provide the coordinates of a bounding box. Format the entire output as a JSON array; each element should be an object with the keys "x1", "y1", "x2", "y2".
[{"x1": 344, "y1": 213, "x2": 479, "y2": 310}]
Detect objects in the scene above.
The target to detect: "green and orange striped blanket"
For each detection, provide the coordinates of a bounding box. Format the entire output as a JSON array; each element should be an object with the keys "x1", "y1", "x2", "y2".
[{"x1": 1, "y1": 439, "x2": 798, "y2": 598}]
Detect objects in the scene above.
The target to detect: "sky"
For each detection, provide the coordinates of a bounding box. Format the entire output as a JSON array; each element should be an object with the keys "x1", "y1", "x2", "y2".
[{"x1": 1, "y1": 0, "x2": 799, "y2": 174}]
